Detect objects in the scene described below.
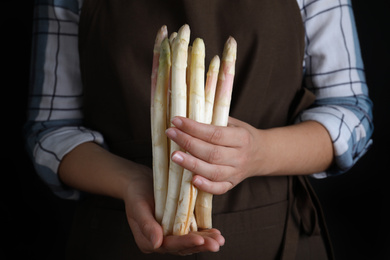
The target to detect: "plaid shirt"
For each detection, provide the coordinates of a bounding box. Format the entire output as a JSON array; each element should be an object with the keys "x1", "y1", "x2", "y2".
[{"x1": 25, "y1": 0, "x2": 373, "y2": 199}]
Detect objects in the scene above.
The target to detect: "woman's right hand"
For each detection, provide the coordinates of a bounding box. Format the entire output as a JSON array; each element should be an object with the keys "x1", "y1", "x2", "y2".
[
  {"x1": 122, "y1": 161, "x2": 225, "y2": 256},
  {"x1": 59, "y1": 141, "x2": 224, "y2": 255}
]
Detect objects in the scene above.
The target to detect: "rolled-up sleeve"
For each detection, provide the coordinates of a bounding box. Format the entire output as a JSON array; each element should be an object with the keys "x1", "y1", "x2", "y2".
[
  {"x1": 296, "y1": 0, "x2": 374, "y2": 177},
  {"x1": 25, "y1": 0, "x2": 104, "y2": 199}
]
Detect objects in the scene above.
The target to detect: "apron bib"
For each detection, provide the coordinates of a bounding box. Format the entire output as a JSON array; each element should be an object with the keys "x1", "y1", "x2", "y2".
[{"x1": 67, "y1": 0, "x2": 334, "y2": 259}]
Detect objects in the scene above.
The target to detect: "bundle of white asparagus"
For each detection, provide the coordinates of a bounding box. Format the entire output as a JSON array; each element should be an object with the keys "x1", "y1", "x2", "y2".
[{"x1": 150, "y1": 24, "x2": 237, "y2": 236}]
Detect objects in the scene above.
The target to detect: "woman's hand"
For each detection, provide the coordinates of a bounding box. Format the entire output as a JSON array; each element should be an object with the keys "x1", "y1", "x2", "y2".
[
  {"x1": 165, "y1": 116, "x2": 265, "y2": 195},
  {"x1": 123, "y1": 165, "x2": 224, "y2": 255},
  {"x1": 165, "y1": 116, "x2": 334, "y2": 195},
  {"x1": 59, "y1": 142, "x2": 224, "y2": 256}
]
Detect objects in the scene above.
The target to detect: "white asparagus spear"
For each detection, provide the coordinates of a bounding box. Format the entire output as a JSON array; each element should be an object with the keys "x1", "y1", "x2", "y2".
[
  {"x1": 194, "y1": 55, "x2": 220, "y2": 229},
  {"x1": 212, "y1": 37, "x2": 237, "y2": 127},
  {"x1": 189, "y1": 215, "x2": 198, "y2": 232},
  {"x1": 204, "y1": 55, "x2": 220, "y2": 125},
  {"x1": 195, "y1": 37, "x2": 237, "y2": 230},
  {"x1": 186, "y1": 46, "x2": 192, "y2": 114},
  {"x1": 161, "y1": 24, "x2": 191, "y2": 235},
  {"x1": 151, "y1": 26, "x2": 169, "y2": 224},
  {"x1": 173, "y1": 38, "x2": 206, "y2": 235},
  {"x1": 166, "y1": 32, "x2": 177, "y2": 130},
  {"x1": 151, "y1": 25, "x2": 168, "y2": 119},
  {"x1": 151, "y1": 26, "x2": 168, "y2": 102},
  {"x1": 151, "y1": 37, "x2": 171, "y2": 224},
  {"x1": 169, "y1": 32, "x2": 177, "y2": 46}
]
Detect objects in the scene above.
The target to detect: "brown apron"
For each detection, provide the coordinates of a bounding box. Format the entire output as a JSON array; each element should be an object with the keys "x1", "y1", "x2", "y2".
[{"x1": 67, "y1": 0, "x2": 334, "y2": 259}]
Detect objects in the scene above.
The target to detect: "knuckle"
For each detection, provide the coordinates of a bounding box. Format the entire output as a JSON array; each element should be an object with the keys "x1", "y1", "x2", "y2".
[
  {"x1": 227, "y1": 181, "x2": 235, "y2": 192},
  {"x1": 239, "y1": 129, "x2": 251, "y2": 145},
  {"x1": 209, "y1": 127, "x2": 223, "y2": 144},
  {"x1": 208, "y1": 146, "x2": 221, "y2": 163},
  {"x1": 182, "y1": 138, "x2": 192, "y2": 152},
  {"x1": 190, "y1": 158, "x2": 199, "y2": 173},
  {"x1": 237, "y1": 153, "x2": 248, "y2": 167},
  {"x1": 210, "y1": 166, "x2": 223, "y2": 181},
  {"x1": 215, "y1": 181, "x2": 233, "y2": 195}
]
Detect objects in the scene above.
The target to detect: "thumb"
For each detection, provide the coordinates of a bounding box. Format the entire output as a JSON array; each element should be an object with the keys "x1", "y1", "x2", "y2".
[{"x1": 126, "y1": 200, "x2": 164, "y2": 253}]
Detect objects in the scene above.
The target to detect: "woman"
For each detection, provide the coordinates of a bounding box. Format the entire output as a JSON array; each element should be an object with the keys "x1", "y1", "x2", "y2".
[{"x1": 25, "y1": 0, "x2": 373, "y2": 259}]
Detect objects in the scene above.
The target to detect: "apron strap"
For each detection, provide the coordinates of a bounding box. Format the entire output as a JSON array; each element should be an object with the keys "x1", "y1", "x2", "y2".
[
  {"x1": 280, "y1": 176, "x2": 335, "y2": 260},
  {"x1": 298, "y1": 176, "x2": 335, "y2": 260},
  {"x1": 280, "y1": 176, "x2": 300, "y2": 260}
]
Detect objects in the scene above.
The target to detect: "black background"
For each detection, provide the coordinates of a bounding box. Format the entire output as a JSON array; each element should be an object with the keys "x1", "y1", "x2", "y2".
[{"x1": 2, "y1": 1, "x2": 389, "y2": 259}]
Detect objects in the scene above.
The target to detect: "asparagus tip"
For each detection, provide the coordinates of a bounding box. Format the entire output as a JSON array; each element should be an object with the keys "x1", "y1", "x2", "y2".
[
  {"x1": 223, "y1": 37, "x2": 237, "y2": 61},
  {"x1": 154, "y1": 25, "x2": 168, "y2": 53}
]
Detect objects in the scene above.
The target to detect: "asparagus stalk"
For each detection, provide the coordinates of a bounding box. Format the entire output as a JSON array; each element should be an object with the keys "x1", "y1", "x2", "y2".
[
  {"x1": 166, "y1": 32, "x2": 177, "y2": 130},
  {"x1": 161, "y1": 24, "x2": 191, "y2": 235},
  {"x1": 204, "y1": 55, "x2": 220, "y2": 125},
  {"x1": 212, "y1": 37, "x2": 237, "y2": 127},
  {"x1": 151, "y1": 24, "x2": 237, "y2": 234},
  {"x1": 151, "y1": 26, "x2": 169, "y2": 224},
  {"x1": 169, "y1": 32, "x2": 177, "y2": 45},
  {"x1": 194, "y1": 55, "x2": 220, "y2": 229},
  {"x1": 195, "y1": 37, "x2": 237, "y2": 230},
  {"x1": 186, "y1": 46, "x2": 192, "y2": 113},
  {"x1": 151, "y1": 26, "x2": 168, "y2": 105},
  {"x1": 173, "y1": 38, "x2": 206, "y2": 235}
]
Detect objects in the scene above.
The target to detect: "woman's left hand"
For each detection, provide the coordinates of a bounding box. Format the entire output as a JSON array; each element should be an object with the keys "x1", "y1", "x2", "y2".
[{"x1": 165, "y1": 116, "x2": 265, "y2": 195}]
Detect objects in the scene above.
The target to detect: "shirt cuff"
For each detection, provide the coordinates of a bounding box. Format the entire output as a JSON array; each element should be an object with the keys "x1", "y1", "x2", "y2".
[
  {"x1": 29, "y1": 126, "x2": 105, "y2": 200},
  {"x1": 295, "y1": 105, "x2": 373, "y2": 178}
]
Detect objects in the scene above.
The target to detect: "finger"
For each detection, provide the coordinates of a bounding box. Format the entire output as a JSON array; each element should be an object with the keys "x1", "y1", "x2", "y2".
[
  {"x1": 171, "y1": 150, "x2": 235, "y2": 184},
  {"x1": 227, "y1": 116, "x2": 251, "y2": 127},
  {"x1": 166, "y1": 127, "x2": 238, "y2": 166},
  {"x1": 126, "y1": 200, "x2": 164, "y2": 253},
  {"x1": 157, "y1": 232, "x2": 205, "y2": 254},
  {"x1": 172, "y1": 229, "x2": 225, "y2": 255},
  {"x1": 198, "y1": 228, "x2": 225, "y2": 247},
  {"x1": 177, "y1": 237, "x2": 221, "y2": 255},
  {"x1": 187, "y1": 229, "x2": 225, "y2": 253},
  {"x1": 171, "y1": 116, "x2": 244, "y2": 147},
  {"x1": 193, "y1": 174, "x2": 234, "y2": 195}
]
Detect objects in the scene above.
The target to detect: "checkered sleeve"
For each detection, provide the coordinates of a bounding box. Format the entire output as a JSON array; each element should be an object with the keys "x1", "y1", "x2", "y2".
[
  {"x1": 25, "y1": 0, "x2": 104, "y2": 199},
  {"x1": 296, "y1": 0, "x2": 374, "y2": 177}
]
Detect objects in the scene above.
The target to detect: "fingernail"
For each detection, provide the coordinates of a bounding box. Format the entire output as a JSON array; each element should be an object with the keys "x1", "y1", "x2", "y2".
[
  {"x1": 193, "y1": 177, "x2": 202, "y2": 186},
  {"x1": 165, "y1": 128, "x2": 177, "y2": 139},
  {"x1": 171, "y1": 117, "x2": 183, "y2": 127},
  {"x1": 172, "y1": 152, "x2": 184, "y2": 163},
  {"x1": 149, "y1": 233, "x2": 156, "y2": 246}
]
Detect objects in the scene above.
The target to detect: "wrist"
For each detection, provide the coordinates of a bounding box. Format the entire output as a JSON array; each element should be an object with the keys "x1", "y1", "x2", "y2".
[
  {"x1": 252, "y1": 121, "x2": 333, "y2": 177},
  {"x1": 59, "y1": 142, "x2": 152, "y2": 201},
  {"x1": 121, "y1": 162, "x2": 154, "y2": 201},
  {"x1": 251, "y1": 128, "x2": 279, "y2": 177}
]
